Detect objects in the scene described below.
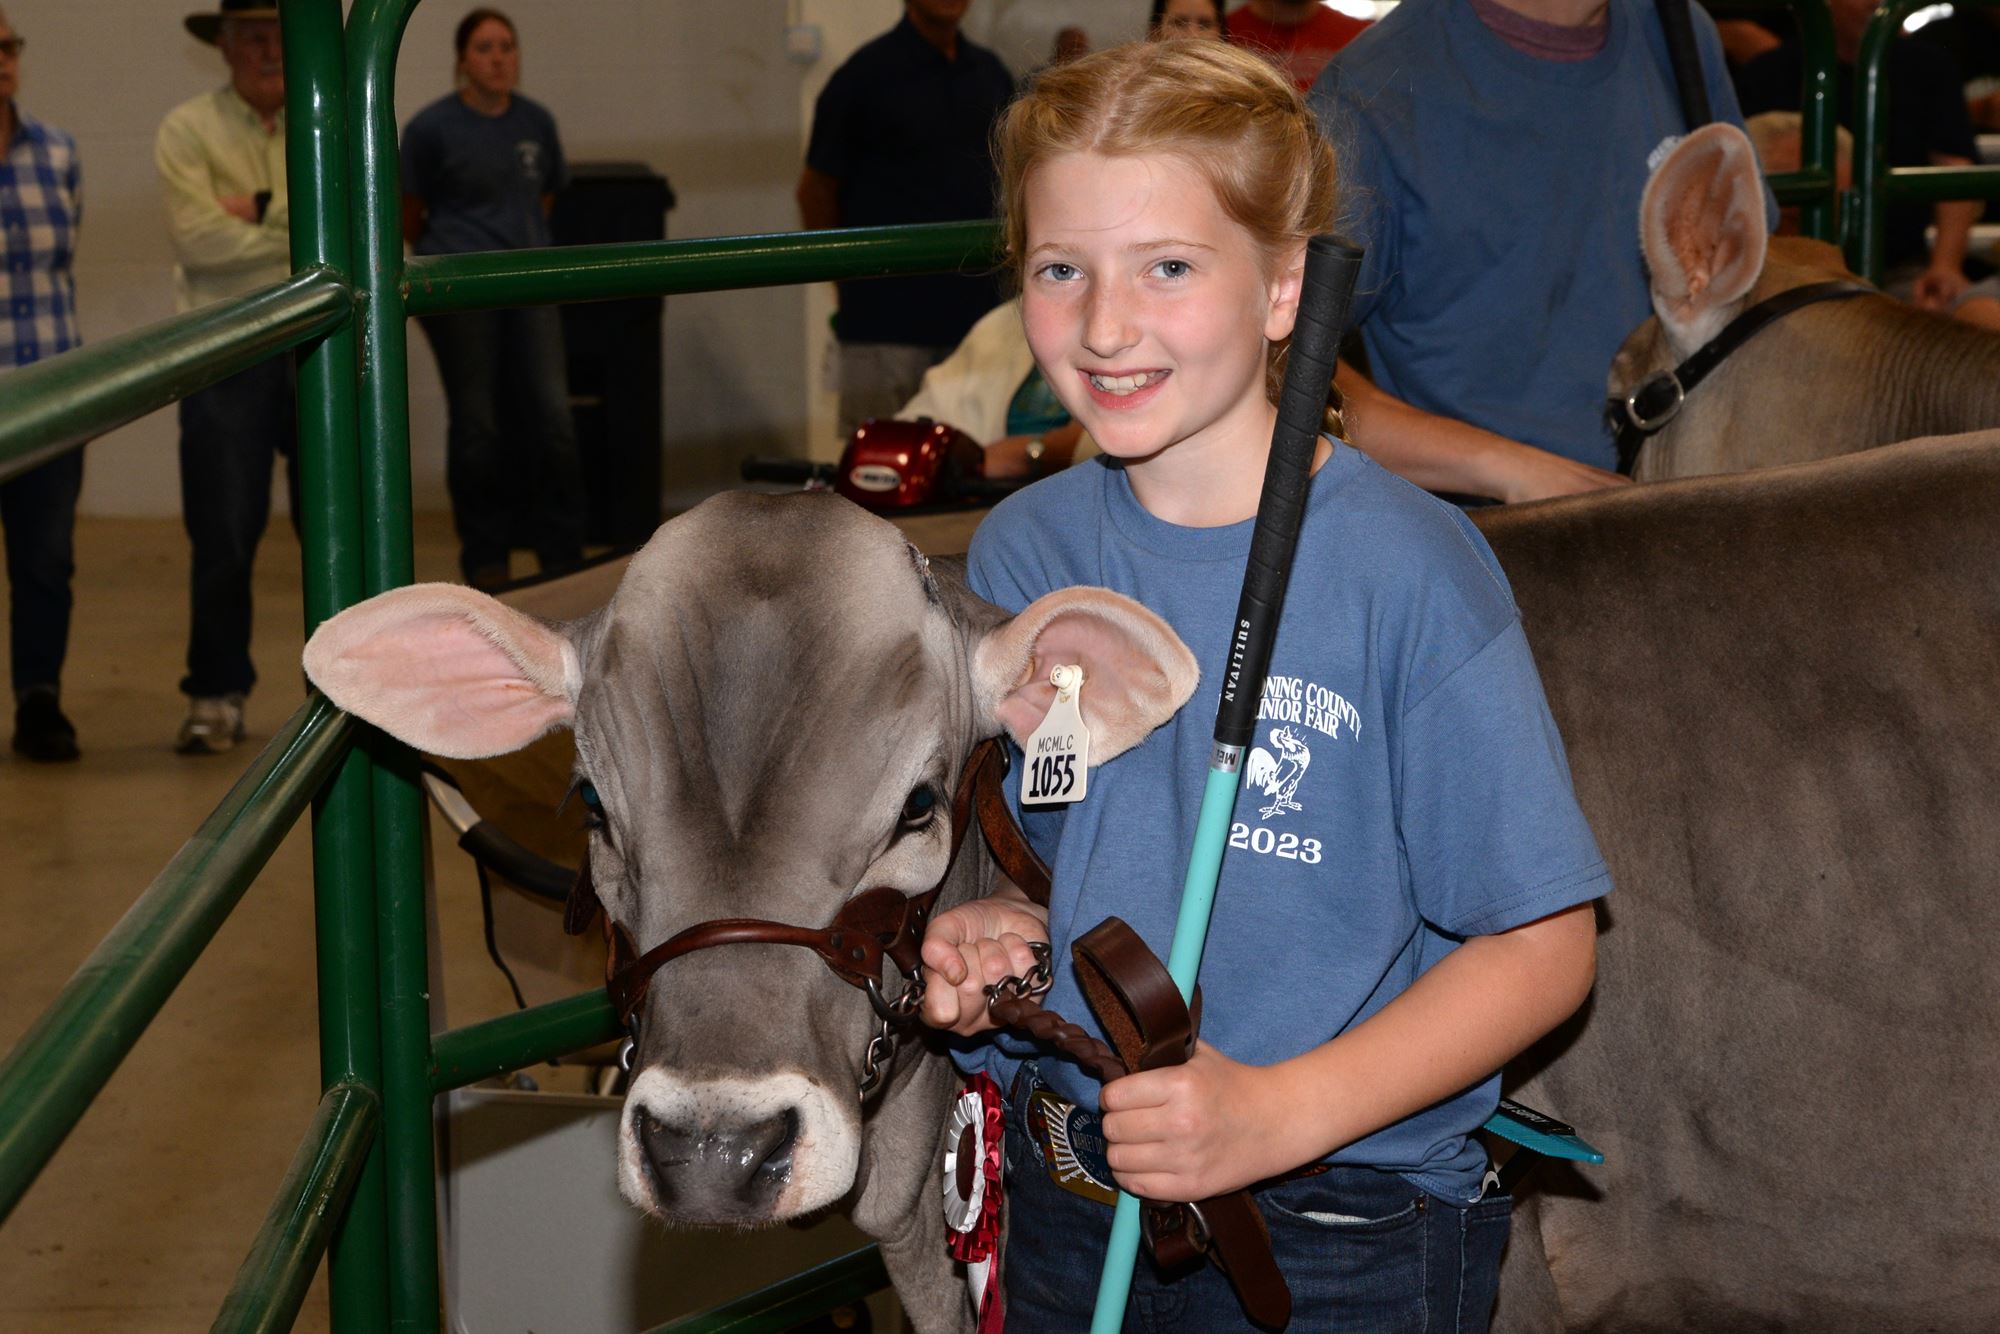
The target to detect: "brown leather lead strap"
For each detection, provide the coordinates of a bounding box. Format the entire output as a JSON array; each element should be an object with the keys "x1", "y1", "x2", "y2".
[
  {"x1": 1068, "y1": 918, "x2": 1293, "y2": 1330},
  {"x1": 1072, "y1": 918, "x2": 1194, "y2": 1074},
  {"x1": 973, "y1": 739, "x2": 1053, "y2": 908}
]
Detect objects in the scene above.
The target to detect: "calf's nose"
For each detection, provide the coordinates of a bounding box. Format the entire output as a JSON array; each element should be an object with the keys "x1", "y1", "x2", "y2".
[{"x1": 634, "y1": 1104, "x2": 798, "y2": 1220}]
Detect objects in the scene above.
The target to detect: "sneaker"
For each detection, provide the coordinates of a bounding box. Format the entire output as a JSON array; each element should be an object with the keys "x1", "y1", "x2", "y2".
[
  {"x1": 12, "y1": 692, "x2": 79, "y2": 763},
  {"x1": 176, "y1": 694, "x2": 246, "y2": 755}
]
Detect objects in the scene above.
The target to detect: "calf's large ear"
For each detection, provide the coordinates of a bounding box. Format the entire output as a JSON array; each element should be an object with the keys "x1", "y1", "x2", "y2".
[
  {"x1": 972, "y1": 588, "x2": 1198, "y2": 764},
  {"x1": 303, "y1": 584, "x2": 580, "y2": 759},
  {"x1": 1641, "y1": 122, "x2": 1768, "y2": 352}
]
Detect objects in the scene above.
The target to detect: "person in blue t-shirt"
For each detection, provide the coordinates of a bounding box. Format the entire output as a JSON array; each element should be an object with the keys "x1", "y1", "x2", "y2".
[
  {"x1": 1309, "y1": 0, "x2": 1761, "y2": 502},
  {"x1": 918, "y1": 38, "x2": 1607, "y2": 1330},
  {"x1": 401, "y1": 7, "x2": 585, "y2": 590}
]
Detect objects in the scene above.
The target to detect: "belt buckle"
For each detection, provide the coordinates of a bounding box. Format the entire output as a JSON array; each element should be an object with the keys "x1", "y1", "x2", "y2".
[{"x1": 1026, "y1": 1088, "x2": 1118, "y2": 1205}]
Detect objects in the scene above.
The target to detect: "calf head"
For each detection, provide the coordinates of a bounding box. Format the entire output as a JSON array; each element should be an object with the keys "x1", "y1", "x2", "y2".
[{"x1": 304, "y1": 492, "x2": 1195, "y2": 1228}]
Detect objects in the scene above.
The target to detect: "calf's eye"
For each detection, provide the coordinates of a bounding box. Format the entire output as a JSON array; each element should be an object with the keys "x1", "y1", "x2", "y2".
[
  {"x1": 900, "y1": 784, "x2": 939, "y2": 830},
  {"x1": 577, "y1": 779, "x2": 605, "y2": 830}
]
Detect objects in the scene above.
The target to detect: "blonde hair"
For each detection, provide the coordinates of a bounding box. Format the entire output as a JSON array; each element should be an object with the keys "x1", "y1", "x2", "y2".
[{"x1": 995, "y1": 39, "x2": 1340, "y2": 414}]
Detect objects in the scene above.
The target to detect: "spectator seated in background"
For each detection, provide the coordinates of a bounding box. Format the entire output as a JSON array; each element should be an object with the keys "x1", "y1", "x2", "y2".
[
  {"x1": 894, "y1": 299, "x2": 1095, "y2": 480},
  {"x1": 1735, "y1": 0, "x2": 1997, "y2": 324}
]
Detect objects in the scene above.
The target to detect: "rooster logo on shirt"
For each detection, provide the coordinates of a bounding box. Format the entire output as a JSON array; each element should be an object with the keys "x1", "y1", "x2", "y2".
[{"x1": 1246, "y1": 726, "x2": 1311, "y2": 820}]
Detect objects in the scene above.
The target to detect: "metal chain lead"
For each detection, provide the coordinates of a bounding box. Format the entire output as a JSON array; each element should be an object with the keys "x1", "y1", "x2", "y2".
[
  {"x1": 858, "y1": 969, "x2": 930, "y2": 1098},
  {"x1": 859, "y1": 1016, "x2": 896, "y2": 1096},
  {"x1": 984, "y1": 940, "x2": 1054, "y2": 1010}
]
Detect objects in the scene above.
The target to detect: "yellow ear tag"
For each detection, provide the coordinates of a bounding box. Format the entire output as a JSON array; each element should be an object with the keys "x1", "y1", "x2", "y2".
[{"x1": 1021, "y1": 664, "x2": 1090, "y2": 806}]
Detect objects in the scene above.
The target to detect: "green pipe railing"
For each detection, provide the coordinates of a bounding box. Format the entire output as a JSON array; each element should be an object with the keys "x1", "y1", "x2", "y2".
[
  {"x1": 1715, "y1": 0, "x2": 1841, "y2": 243},
  {"x1": 0, "y1": 269, "x2": 350, "y2": 482},
  {"x1": 282, "y1": 1, "x2": 392, "y2": 1327},
  {"x1": 404, "y1": 220, "x2": 1002, "y2": 314},
  {"x1": 214, "y1": 1082, "x2": 381, "y2": 1334},
  {"x1": 650, "y1": 1246, "x2": 891, "y2": 1334},
  {"x1": 345, "y1": 4, "x2": 441, "y2": 1327},
  {"x1": 1854, "y1": 0, "x2": 2000, "y2": 280},
  {"x1": 429, "y1": 989, "x2": 621, "y2": 1095},
  {"x1": 0, "y1": 695, "x2": 354, "y2": 1222}
]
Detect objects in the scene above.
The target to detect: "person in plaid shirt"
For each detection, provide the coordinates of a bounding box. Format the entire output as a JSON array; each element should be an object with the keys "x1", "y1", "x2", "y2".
[{"x1": 0, "y1": 5, "x2": 85, "y2": 763}]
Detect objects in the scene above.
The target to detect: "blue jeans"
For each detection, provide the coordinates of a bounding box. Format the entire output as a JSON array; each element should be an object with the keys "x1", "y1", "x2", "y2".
[
  {"x1": 178, "y1": 356, "x2": 297, "y2": 699},
  {"x1": 417, "y1": 306, "x2": 586, "y2": 582},
  {"x1": 1, "y1": 446, "x2": 83, "y2": 696},
  {"x1": 1002, "y1": 1089, "x2": 1510, "y2": 1332}
]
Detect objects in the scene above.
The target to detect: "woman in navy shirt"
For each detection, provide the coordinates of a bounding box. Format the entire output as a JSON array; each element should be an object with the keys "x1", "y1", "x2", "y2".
[{"x1": 402, "y1": 7, "x2": 585, "y2": 589}]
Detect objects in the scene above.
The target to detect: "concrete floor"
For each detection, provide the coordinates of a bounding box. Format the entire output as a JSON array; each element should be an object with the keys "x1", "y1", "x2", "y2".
[
  {"x1": 0, "y1": 512, "x2": 488, "y2": 1332},
  {"x1": 0, "y1": 507, "x2": 952, "y2": 1333}
]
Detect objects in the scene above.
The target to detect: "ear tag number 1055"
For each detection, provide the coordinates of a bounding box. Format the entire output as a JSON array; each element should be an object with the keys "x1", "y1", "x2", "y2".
[{"x1": 1021, "y1": 664, "x2": 1090, "y2": 806}]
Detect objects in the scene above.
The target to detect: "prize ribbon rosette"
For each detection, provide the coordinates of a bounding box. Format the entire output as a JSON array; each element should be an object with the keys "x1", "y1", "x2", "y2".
[{"x1": 943, "y1": 1073, "x2": 1004, "y2": 1328}]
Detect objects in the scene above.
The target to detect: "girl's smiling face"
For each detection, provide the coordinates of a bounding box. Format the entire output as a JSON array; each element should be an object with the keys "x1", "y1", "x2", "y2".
[{"x1": 1020, "y1": 151, "x2": 1299, "y2": 476}]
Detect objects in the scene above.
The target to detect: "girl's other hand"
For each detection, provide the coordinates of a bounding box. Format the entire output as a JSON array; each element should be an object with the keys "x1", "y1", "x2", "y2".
[{"x1": 1099, "y1": 1040, "x2": 1292, "y2": 1201}]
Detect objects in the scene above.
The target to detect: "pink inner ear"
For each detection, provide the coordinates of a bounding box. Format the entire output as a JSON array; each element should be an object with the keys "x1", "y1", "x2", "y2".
[
  {"x1": 1646, "y1": 124, "x2": 1768, "y2": 327},
  {"x1": 304, "y1": 586, "x2": 575, "y2": 760},
  {"x1": 977, "y1": 588, "x2": 1199, "y2": 763}
]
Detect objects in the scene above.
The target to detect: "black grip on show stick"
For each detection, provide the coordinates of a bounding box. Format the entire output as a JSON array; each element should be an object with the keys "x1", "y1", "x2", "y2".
[{"x1": 1214, "y1": 235, "x2": 1363, "y2": 750}]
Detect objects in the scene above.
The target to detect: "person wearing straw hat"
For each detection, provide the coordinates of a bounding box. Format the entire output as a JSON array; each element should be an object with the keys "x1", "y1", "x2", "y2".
[
  {"x1": 0, "y1": 4, "x2": 85, "y2": 762},
  {"x1": 156, "y1": 0, "x2": 295, "y2": 756}
]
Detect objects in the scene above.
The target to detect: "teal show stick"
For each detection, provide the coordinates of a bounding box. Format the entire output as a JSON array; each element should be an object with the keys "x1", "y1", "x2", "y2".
[{"x1": 1088, "y1": 235, "x2": 1364, "y2": 1333}]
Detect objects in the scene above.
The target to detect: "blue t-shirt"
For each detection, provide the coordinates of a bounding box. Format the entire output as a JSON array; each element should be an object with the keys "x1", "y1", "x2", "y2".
[
  {"x1": 400, "y1": 93, "x2": 567, "y2": 256},
  {"x1": 1310, "y1": 0, "x2": 1757, "y2": 471},
  {"x1": 965, "y1": 450, "x2": 1611, "y2": 1202}
]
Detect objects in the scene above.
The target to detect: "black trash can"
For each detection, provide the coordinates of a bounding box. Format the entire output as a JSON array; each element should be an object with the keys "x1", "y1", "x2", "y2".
[{"x1": 550, "y1": 163, "x2": 676, "y2": 547}]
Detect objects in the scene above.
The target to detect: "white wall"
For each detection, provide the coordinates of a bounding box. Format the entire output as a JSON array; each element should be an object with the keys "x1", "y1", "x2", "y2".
[
  {"x1": 11, "y1": 0, "x2": 1171, "y2": 518},
  {"x1": 9, "y1": 0, "x2": 815, "y2": 516}
]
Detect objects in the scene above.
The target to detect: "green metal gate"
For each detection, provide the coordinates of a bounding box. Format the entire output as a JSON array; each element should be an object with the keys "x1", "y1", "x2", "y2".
[{"x1": 1, "y1": 1, "x2": 1997, "y2": 1329}]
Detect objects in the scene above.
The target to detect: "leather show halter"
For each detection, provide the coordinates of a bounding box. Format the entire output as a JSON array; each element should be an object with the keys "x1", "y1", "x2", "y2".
[
  {"x1": 1609, "y1": 278, "x2": 1874, "y2": 474},
  {"x1": 563, "y1": 738, "x2": 1011, "y2": 1096}
]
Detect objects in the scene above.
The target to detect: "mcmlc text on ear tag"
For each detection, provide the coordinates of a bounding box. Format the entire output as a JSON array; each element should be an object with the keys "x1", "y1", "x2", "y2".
[{"x1": 1021, "y1": 664, "x2": 1090, "y2": 806}]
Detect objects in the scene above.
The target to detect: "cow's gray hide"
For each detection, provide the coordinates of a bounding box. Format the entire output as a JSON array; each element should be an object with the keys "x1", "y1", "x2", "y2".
[
  {"x1": 1610, "y1": 124, "x2": 2000, "y2": 482},
  {"x1": 1476, "y1": 431, "x2": 2000, "y2": 1331},
  {"x1": 303, "y1": 491, "x2": 1195, "y2": 1334}
]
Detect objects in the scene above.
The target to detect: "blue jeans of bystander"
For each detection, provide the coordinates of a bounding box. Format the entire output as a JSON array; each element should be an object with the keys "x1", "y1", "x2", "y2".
[
  {"x1": 178, "y1": 355, "x2": 297, "y2": 699},
  {"x1": 1, "y1": 446, "x2": 83, "y2": 695},
  {"x1": 417, "y1": 305, "x2": 586, "y2": 586}
]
